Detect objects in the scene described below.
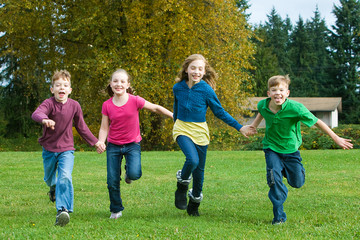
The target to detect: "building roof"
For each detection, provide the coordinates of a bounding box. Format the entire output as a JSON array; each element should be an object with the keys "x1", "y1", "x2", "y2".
[{"x1": 248, "y1": 97, "x2": 342, "y2": 112}]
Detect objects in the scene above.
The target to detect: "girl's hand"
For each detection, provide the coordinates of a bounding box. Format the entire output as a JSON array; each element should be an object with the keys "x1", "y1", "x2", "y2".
[
  {"x1": 95, "y1": 141, "x2": 106, "y2": 154},
  {"x1": 240, "y1": 125, "x2": 257, "y2": 138}
]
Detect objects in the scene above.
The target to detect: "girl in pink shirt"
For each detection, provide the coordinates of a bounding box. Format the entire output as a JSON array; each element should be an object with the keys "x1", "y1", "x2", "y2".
[{"x1": 97, "y1": 69, "x2": 173, "y2": 219}]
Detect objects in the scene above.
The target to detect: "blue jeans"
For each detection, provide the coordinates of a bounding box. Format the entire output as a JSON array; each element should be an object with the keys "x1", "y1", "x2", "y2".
[
  {"x1": 264, "y1": 148, "x2": 305, "y2": 224},
  {"x1": 176, "y1": 135, "x2": 208, "y2": 198},
  {"x1": 106, "y1": 142, "x2": 142, "y2": 213},
  {"x1": 42, "y1": 148, "x2": 75, "y2": 212}
]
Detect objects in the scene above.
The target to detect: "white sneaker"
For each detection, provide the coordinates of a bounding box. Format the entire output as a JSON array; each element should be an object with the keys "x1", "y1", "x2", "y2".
[{"x1": 110, "y1": 211, "x2": 122, "y2": 219}]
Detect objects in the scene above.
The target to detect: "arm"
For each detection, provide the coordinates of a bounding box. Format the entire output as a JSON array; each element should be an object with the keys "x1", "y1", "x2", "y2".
[
  {"x1": 240, "y1": 113, "x2": 263, "y2": 138},
  {"x1": 143, "y1": 100, "x2": 173, "y2": 119},
  {"x1": 96, "y1": 114, "x2": 110, "y2": 153},
  {"x1": 315, "y1": 119, "x2": 353, "y2": 150},
  {"x1": 251, "y1": 113, "x2": 264, "y2": 128},
  {"x1": 32, "y1": 99, "x2": 56, "y2": 130}
]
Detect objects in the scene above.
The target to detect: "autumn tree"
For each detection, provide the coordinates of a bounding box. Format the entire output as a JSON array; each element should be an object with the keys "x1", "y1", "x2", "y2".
[{"x1": 0, "y1": 0, "x2": 255, "y2": 149}]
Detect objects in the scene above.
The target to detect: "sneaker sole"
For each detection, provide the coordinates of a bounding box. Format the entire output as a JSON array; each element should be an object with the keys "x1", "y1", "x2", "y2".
[{"x1": 55, "y1": 212, "x2": 70, "y2": 227}]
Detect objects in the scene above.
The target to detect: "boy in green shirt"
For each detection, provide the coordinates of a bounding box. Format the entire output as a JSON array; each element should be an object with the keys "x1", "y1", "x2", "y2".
[{"x1": 250, "y1": 75, "x2": 353, "y2": 225}]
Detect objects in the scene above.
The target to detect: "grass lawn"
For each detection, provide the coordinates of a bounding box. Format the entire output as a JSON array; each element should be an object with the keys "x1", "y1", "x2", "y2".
[{"x1": 1, "y1": 150, "x2": 359, "y2": 239}]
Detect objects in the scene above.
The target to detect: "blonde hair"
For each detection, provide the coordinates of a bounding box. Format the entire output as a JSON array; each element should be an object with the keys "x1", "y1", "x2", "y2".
[
  {"x1": 268, "y1": 75, "x2": 291, "y2": 89},
  {"x1": 52, "y1": 70, "x2": 71, "y2": 86},
  {"x1": 106, "y1": 69, "x2": 134, "y2": 97},
  {"x1": 175, "y1": 54, "x2": 218, "y2": 90}
]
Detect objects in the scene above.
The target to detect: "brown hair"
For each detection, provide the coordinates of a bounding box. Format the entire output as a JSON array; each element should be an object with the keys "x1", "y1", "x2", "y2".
[
  {"x1": 106, "y1": 69, "x2": 134, "y2": 97},
  {"x1": 52, "y1": 70, "x2": 71, "y2": 86},
  {"x1": 268, "y1": 75, "x2": 291, "y2": 89},
  {"x1": 175, "y1": 54, "x2": 218, "y2": 90}
]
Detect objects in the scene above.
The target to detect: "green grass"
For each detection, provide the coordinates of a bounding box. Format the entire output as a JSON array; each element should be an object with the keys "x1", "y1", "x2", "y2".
[{"x1": 1, "y1": 150, "x2": 359, "y2": 239}]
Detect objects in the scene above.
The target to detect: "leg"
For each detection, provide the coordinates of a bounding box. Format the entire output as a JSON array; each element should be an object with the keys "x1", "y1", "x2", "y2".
[
  {"x1": 124, "y1": 142, "x2": 142, "y2": 181},
  {"x1": 174, "y1": 135, "x2": 199, "y2": 210},
  {"x1": 283, "y1": 151, "x2": 305, "y2": 188},
  {"x1": 55, "y1": 150, "x2": 75, "y2": 212},
  {"x1": 42, "y1": 148, "x2": 57, "y2": 202},
  {"x1": 42, "y1": 148, "x2": 57, "y2": 188},
  {"x1": 264, "y1": 149, "x2": 287, "y2": 224},
  {"x1": 191, "y1": 144, "x2": 208, "y2": 198},
  {"x1": 187, "y1": 144, "x2": 207, "y2": 216},
  {"x1": 106, "y1": 143, "x2": 124, "y2": 213}
]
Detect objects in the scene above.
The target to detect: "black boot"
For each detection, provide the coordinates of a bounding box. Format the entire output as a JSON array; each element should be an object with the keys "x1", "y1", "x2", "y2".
[
  {"x1": 187, "y1": 198, "x2": 200, "y2": 216},
  {"x1": 175, "y1": 182, "x2": 188, "y2": 210}
]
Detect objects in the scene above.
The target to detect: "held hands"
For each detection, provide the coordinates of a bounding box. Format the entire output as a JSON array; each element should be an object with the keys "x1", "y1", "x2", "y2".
[
  {"x1": 42, "y1": 119, "x2": 56, "y2": 130},
  {"x1": 95, "y1": 141, "x2": 106, "y2": 154},
  {"x1": 239, "y1": 125, "x2": 257, "y2": 138}
]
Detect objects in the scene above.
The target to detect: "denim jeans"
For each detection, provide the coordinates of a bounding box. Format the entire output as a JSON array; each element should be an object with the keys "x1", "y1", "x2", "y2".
[
  {"x1": 176, "y1": 135, "x2": 208, "y2": 198},
  {"x1": 106, "y1": 142, "x2": 141, "y2": 213},
  {"x1": 264, "y1": 148, "x2": 305, "y2": 223},
  {"x1": 42, "y1": 148, "x2": 75, "y2": 212}
]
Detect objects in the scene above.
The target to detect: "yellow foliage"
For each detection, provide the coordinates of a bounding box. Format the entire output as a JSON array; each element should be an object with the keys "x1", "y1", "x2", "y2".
[{"x1": 1, "y1": 0, "x2": 256, "y2": 150}]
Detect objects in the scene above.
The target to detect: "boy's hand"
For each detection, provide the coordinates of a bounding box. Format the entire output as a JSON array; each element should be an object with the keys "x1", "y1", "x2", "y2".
[
  {"x1": 334, "y1": 136, "x2": 353, "y2": 150},
  {"x1": 42, "y1": 119, "x2": 56, "y2": 130},
  {"x1": 95, "y1": 141, "x2": 106, "y2": 154},
  {"x1": 240, "y1": 125, "x2": 257, "y2": 138}
]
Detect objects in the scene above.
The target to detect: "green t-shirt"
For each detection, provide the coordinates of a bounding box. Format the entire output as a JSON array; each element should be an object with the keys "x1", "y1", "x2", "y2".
[{"x1": 258, "y1": 98, "x2": 318, "y2": 154}]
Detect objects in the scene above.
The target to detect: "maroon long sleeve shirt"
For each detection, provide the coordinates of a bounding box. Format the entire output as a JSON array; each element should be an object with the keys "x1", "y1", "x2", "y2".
[{"x1": 32, "y1": 97, "x2": 98, "y2": 152}]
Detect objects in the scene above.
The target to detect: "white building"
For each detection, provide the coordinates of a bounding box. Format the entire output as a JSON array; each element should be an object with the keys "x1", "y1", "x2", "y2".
[{"x1": 245, "y1": 97, "x2": 342, "y2": 129}]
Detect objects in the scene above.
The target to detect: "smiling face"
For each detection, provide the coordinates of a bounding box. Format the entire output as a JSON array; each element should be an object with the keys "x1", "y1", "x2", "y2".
[
  {"x1": 110, "y1": 71, "x2": 130, "y2": 96},
  {"x1": 51, "y1": 77, "x2": 72, "y2": 103},
  {"x1": 186, "y1": 59, "x2": 206, "y2": 83},
  {"x1": 267, "y1": 82, "x2": 290, "y2": 106}
]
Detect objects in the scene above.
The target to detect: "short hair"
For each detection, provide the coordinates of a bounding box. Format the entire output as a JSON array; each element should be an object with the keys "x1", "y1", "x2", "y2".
[
  {"x1": 268, "y1": 75, "x2": 290, "y2": 89},
  {"x1": 52, "y1": 70, "x2": 71, "y2": 86}
]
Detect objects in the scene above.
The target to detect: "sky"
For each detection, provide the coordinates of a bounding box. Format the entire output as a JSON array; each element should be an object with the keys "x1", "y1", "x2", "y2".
[{"x1": 247, "y1": 0, "x2": 341, "y2": 27}]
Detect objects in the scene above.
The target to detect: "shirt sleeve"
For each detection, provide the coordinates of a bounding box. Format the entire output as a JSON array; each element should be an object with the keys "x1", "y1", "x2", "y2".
[
  {"x1": 31, "y1": 99, "x2": 51, "y2": 123},
  {"x1": 73, "y1": 101, "x2": 98, "y2": 146},
  {"x1": 299, "y1": 104, "x2": 318, "y2": 127},
  {"x1": 207, "y1": 88, "x2": 242, "y2": 131},
  {"x1": 136, "y1": 95, "x2": 146, "y2": 109},
  {"x1": 173, "y1": 87, "x2": 178, "y2": 121}
]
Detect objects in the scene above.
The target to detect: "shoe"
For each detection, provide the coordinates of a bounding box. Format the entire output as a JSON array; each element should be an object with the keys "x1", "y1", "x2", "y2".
[
  {"x1": 124, "y1": 174, "x2": 132, "y2": 184},
  {"x1": 187, "y1": 198, "x2": 200, "y2": 216},
  {"x1": 272, "y1": 219, "x2": 286, "y2": 225},
  {"x1": 110, "y1": 211, "x2": 122, "y2": 219},
  {"x1": 175, "y1": 182, "x2": 188, "y2": 210},
  {"x1": 48, "y1": 185, "x2": 56, "y2": 203},
  {"x1": 54, "y1": 207, "x2": 70, "y2": 227}
]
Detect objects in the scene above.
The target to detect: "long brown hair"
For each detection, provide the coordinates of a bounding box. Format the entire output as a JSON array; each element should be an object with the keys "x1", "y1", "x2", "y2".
[
  {"x1": 175, "y1": 54, "x2": 218, "y2": 90},
  {"x1": 106, "y1": 69, "x2": 134, "y2": 97}
]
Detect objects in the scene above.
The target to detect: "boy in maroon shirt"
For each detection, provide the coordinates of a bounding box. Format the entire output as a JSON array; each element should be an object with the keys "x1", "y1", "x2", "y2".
[{"x1": 32, "y1": 70, "x2": 104, "y2": 226}]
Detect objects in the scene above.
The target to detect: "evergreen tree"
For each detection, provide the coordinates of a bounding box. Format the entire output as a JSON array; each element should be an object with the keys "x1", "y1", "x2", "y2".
[
  {"x1": 330, "y1": 0, "x2": 360, "y2": 123},
  {"x1": 308, "y1": 8, "x2": 334, "y2": 97},
  {"x1": 289, "y1": 17, "x2": 318, "y2": 96},
  {"x1": 263, "y1": 8, "x2": 292, "y2": 75}
]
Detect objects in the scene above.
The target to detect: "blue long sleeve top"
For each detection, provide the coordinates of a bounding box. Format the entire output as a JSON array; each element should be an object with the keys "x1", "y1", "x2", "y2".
[{"x1": 173, "y1": 80, "x2": 242, "y2": 131}]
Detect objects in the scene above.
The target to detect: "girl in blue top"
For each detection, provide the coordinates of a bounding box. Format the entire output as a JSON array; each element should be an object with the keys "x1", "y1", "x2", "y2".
[{"x1": 172, "y1": 54, "x2": 255, "y2": 216}]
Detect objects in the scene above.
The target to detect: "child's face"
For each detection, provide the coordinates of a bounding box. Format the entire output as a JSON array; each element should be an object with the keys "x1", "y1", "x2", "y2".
[
  {"x1": 51, "y1": 77, "x2": 72, "y2": 103},
  {"x1": 267, "y1": 82, "x2": 290, "y2": 106},
  {"x1": 186, "y1": 59, "x2": 205, "y2": 83},
  {"x1": 110, "y1": 71, "x2": 130, "y2": 96}
]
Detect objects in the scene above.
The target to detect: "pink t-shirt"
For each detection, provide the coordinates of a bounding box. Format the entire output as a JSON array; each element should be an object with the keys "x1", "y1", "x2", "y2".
[{"x1": 102, "y1": 94, "x2": 146, "y2": 145}]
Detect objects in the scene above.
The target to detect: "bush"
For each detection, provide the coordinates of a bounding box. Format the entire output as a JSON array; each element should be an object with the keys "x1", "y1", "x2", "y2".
[{"x1": 1, "y1": 125, "x2": 359, "y2": 151}]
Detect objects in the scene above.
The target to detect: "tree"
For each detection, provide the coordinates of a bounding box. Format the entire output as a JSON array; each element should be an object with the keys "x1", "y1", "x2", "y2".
[
  {"x1": 0, "y1": 0, "x2": 255, "y2": 149},
  {"x1": 330, "y1": 0, "x2": 360, "y2": 123},
  {"x1": 289, "y1": 17, "x2": 318, "y2": 97}
]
